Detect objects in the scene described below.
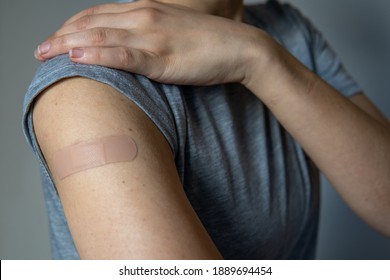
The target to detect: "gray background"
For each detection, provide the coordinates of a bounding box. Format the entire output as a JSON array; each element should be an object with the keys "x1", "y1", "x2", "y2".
[{"x1": 1, "y1": 0, "x2": 389, "y2": 259}]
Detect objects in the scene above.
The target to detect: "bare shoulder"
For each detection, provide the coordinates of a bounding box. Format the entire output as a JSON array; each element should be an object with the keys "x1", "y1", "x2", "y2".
[{"x1": 33, "y1": 77, "x2": 222, "y2": 259}]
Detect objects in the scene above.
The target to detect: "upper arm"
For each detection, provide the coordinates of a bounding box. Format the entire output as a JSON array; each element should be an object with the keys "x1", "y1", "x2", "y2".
[{"x1": 32, "y1": 77, "x2": 222, "y2": 259}]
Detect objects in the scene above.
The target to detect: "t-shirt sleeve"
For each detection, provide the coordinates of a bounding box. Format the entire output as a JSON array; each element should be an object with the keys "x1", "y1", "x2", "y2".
[
  {"x1": 283, "y1": 3, "x2": 362, "y2": 98},
  {"x1": 22, "y1": 55, "x2": 178, "y2": 165}
]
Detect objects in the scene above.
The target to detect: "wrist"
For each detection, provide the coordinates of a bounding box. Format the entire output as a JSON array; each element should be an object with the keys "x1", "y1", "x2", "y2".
[
  {"x1": 241, "y1": 31, "x2": 316, "y2": 108},
  {"x1": 240, "y1": 30, "x2": 279, "y2": 92}
]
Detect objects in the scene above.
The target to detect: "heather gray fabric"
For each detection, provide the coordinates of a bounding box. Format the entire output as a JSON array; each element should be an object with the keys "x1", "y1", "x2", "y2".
[{"x1": 22, "y1": 0, "x2": 360, "y2": 259}]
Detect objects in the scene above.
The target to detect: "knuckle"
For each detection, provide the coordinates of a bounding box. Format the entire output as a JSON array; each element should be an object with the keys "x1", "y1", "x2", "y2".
[
  {"x1": 53, "y1": 35, "x2": 68, "y2": 48},
  {"x1": 137, "y1": 7, "x2": 163, "y2": 24},
  {"x1": 89, "y1": 28, "x2": 108, "y2": 43},
  {"x1": 75, "y1": 15, "x2": 93, "y2": 31},
  {"x1": 85, "y1": 5, "x2": 98, "y2": 16},
  {"x1": 118, "y1": 47, "x2": 131, "y2": 66}
]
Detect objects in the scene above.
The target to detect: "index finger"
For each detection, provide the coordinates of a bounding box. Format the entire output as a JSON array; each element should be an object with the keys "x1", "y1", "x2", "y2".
[
  {"x1": 62, "y1": 1, "x2": 159, "y2": 27},
  {"x1": 62, "y1": 3, "x2": 129, "y2": 27}
]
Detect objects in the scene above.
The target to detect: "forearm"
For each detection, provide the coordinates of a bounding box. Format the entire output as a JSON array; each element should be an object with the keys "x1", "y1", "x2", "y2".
[{"x1": 244, "y1": 36, "x2": 390, "y2": 236}]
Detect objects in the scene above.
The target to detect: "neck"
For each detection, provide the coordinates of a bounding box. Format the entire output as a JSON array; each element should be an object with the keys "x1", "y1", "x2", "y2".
[{"x1": 157, "y1": 0, "x2": 244, "y2": 21}]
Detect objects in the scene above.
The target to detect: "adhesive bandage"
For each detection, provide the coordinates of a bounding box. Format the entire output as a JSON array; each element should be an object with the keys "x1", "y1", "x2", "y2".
[{"x1": 52, "y1": 135, "x2": 138, "y2": 180}]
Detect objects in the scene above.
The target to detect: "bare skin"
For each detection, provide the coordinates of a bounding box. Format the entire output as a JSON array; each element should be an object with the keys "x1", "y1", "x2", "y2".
[{"x1": 33, "y1": 0, "x2": 390, "y2": 258}]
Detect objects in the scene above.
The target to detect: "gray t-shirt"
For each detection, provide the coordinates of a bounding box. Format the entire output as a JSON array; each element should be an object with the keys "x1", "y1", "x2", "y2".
[{"x1": 22, "y1": 1, "x2": 361, "y2": 259}]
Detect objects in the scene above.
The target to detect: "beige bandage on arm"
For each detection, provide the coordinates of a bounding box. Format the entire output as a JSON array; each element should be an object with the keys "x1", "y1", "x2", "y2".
[{"x1": 51, "y1": 135, "x2": 138, "y2": 180}]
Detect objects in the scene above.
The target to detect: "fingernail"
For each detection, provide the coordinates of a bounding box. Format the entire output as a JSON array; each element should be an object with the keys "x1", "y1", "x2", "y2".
[
  {"x1": 38, "y1": 41, "x2": 50, "y2": 55},
  {"x1": 70, "y1": 48, "x2": 84, "y2": 58},
  {"x1": 34, "y1": 48, "x2": 39, "y2": 59}
]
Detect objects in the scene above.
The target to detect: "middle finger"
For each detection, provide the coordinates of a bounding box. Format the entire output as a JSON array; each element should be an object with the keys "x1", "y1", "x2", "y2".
[
  {"x1": 36, "y1": 28, "x2": 136, "y2": 60},
  {"x1": 53, "y1": 12, "x2": 139, "y2": 38}
]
